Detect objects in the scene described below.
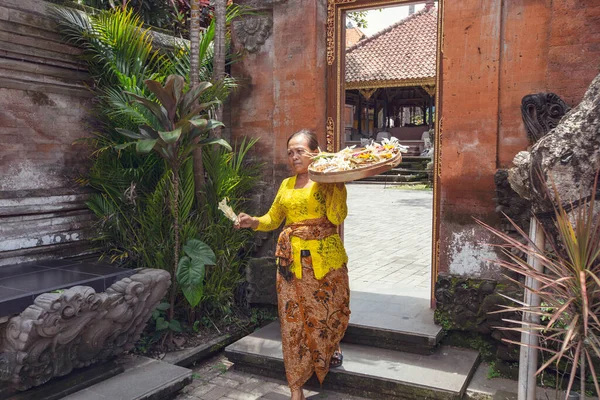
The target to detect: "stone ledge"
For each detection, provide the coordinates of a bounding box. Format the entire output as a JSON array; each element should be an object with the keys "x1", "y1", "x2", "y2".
[
  {"x1": 1, "y1": 360, "x2": 123, "y2": 400},
  {"x1": 163, "y1": 329, "x2": 249, "y2": 367},
  {"x1": 226, "y1": 321, "x2": 480, "y2": 400},
  {"x1": 0, "y1": 257, "x2": 134, "y2": 318},
  {"x1": 62, "y1": 355, "x2": 192, "y2": 400}
]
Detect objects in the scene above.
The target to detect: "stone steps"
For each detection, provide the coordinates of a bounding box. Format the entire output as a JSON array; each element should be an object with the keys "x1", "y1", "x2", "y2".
[
  {"x1": 225, "y1": 322, "x2": 480, "y2": 400},
  {"x1": 63, "y1": 355, "x2": 192, "y2": 400},
  {"x1": 360, "y1": 173, "x2": 428, "y2": 183},
  {"x1": 345, "y1": 293, "x2": 443, "y2": 354},
  {"x1": 386, "y1": 167, "x2": 429, "y2": 175},
  {"x1": 357, "y1": 158, "x2": 431, "y2": 184}
]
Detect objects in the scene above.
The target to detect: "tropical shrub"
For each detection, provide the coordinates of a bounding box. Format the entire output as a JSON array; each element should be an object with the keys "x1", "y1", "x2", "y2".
[
  {"x1": 200, "y1": 138, "x2": 262, "y2": 319},
  {"x1": 51, "y1": 4, "x2": 260, "y2": 330},
  {"x1": 116, "y1": 74, "x2": 230, "y2": 320},
  {"x1": 479, "y1": 175, "x2": 600, "y2": 399}
]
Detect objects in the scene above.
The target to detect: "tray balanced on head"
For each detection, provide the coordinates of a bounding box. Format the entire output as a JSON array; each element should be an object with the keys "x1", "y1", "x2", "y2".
[{"x1": 308, "y1": 139, "x2": 406, "y2": 183}]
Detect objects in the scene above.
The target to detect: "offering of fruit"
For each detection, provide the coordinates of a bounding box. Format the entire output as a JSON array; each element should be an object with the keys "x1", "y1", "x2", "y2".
[{"x1": 309, "y1": 137, "x2": 408, "y2": 173}]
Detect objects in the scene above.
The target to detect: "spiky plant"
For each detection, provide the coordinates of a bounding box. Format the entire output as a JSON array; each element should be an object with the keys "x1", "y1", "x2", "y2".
[{"x1": 479, "y1": 175, "x2": 600, "y2": 399}]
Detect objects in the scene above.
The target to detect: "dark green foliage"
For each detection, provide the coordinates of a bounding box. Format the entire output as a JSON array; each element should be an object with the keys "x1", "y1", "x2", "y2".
[
  {"x1": 116, "y1": 74, "x2": 230, "y2": 321},
  {"x1": 199, "y1": 138, "x2": 262, "y2": 319},
  {"x1": 46, "y1": 0, "x2": 194, "y2": 35},
  {"x1": 52, "y1": 5, "x2": 260, "y2": 328}
]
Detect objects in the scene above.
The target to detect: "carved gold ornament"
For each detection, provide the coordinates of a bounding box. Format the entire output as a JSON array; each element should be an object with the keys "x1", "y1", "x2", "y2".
[
  {"x1": 421, "y1": 84, "x2": 436, "y2": 97},
  {"x1": 346, "y1": 77, "x2": 436, "y2": 90},
  {"x1": 326, "y1": 117, "x2": 335, "y2": 152},
  {"x1": 327, "y1": 0, "x2": 356, "y2": 65}
]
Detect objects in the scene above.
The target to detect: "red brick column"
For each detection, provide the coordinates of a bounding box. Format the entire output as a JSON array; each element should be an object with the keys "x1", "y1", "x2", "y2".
[{"x1": 230, "y1": 0, "x2": 327, "y2": 255}]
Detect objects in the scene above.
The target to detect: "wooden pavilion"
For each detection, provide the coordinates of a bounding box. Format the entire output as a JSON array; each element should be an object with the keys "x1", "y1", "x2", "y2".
[{"x1": 344, "y1": 2, "x2": 437, "y2": 155}]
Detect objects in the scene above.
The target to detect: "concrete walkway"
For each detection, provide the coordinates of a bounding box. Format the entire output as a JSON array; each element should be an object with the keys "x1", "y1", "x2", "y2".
[{"x1": 345, "y1": 184, "x2": 433, "y2": 298}]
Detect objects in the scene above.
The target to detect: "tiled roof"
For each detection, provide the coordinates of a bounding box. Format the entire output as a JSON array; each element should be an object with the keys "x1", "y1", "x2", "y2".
[
  {"x1": 345, "y1": 6, "x2": 437, "y2": 87},
  {"x1": 346, "y1": 27, "x2": 366, "y2": 48}
]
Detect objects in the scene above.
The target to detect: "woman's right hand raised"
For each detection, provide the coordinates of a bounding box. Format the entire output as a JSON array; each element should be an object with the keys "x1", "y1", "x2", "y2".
[{"x1": 235, "y1": 213, "x2": 259, "y2": 230}]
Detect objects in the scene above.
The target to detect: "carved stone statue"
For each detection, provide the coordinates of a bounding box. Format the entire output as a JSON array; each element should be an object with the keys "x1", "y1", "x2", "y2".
[
  {"x1": 521, "y1": 92, "x2": 571, "y2": 144},
  {"x1": 495, "y1": 91, "x2": 569, "y2": 211},
  {"x1": 233, "y1": 15, "x2": 273, "y2": 53},
  {"x1": 0, "y1": 268, "x2": 171, "y2": 391},
  {"x1": 509, "y1": 72, "x2": 600, "y2": 217}
]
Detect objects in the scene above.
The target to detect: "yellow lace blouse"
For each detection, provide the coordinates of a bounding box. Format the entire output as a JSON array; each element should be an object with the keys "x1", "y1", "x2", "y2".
[{"x1": 254, "y1": 176, "x2": 348, "y2": 280}]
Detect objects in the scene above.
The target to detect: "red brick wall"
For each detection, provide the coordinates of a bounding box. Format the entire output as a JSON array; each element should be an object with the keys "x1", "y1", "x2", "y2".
[
  {"x1": 439, "y1": 0, "x2": 600, "y2": 277},
  {"x1": 547, "y1": 0, "x2": 600, "y2": 106},
  {"x1": 0, "y1": 0, "x2": 95, "y2": 265}
]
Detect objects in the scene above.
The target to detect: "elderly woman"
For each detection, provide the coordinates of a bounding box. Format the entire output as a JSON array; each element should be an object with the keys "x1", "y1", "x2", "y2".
[{"x1": 236, "y1": 129, "x2": 350, "y2": 400}]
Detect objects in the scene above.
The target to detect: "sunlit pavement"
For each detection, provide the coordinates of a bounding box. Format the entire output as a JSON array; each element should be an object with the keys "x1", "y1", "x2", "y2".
[{"x1": 345, "y1": 183, "x2": 433, "y2": 298}]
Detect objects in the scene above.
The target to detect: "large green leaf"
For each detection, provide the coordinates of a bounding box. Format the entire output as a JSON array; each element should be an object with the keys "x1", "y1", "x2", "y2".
[
  {"x1": 156, "y1": 317, "x2": 169, "y2": 331},
  {"x1": 181, "y1": 82, "x2": 212, "y2": 115},
  {"x1": 206, "y1": 120, "x2": 225, "y2": 131},
  {"x1": 136, "y1": 139, "x2": 158, "y2": 153},
  {"x1": 125, "y1": 91, "x2": 171, "y2": 129},
  {"x1": 115, "y1": 128, "x2": 143, "y2": 139},
  {"x1": 158, "y1": 127, "x2": 182, "y2": 144},
  {"x1": 176, "y1": 255, "x2": 205, "y2": 308},
  {"x1": 188, "y1": 120, "x2": 225, "y2": 140},
  {"x1": 169, "y1": 319, "x2": 182, "y2": 332},
  {"x1": 198, "y1": 137, "x2": 232, "y2": 151},
  {"x1": 139, "y1": 125, "x2": 160, "y2": 139},
  {"x1": 183, "y1": 239, "x2": 216, "y2": 265},
  {"x1": 188, "y1": 118, "x2": 208, "y2": 131}
]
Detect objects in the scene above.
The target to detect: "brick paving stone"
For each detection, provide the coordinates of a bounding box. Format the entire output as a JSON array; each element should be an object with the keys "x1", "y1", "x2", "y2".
[
  {"x1": 259, "y1": 393, "x2": 288, "y2": 400},
  {"x1": 346, "y1": 184, "x2": 432, "y2": 297},
  {"x1": 220, "y1": 388, "x2": 261, "y2": 400},
  {"x1": 211, "y1": 376, "x2": 243, "y2": 389},
  {"x1": 238, "y1": 381, "x2": 280, "y2": 396},
  {"x1": 185, "y1": 383, "x2": 216, "y2": 396},
  {"x1": 199, "y1": 385, "x2": 233, "y2": 400}
]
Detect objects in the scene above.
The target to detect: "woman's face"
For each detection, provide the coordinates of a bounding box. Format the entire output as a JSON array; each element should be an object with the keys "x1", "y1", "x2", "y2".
[{"x1": 287, "y1": 135, "x2": 315, "y2": 174}]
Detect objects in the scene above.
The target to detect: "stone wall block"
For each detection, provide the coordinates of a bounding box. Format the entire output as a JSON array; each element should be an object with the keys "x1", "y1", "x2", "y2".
[{"x1": 245, "y1": 257, "x2": 277, "y2": 305}]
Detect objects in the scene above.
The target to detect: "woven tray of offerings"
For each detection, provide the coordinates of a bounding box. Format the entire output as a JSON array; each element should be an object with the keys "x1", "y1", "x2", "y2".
[{"x1": 308, "y1": 138, "x2": 407, "y2": 183}]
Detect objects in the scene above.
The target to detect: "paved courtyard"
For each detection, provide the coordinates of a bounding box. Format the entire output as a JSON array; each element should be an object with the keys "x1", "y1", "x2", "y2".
[{"x1": 345, "y1": 184, "x2": 433, "y2": 297}]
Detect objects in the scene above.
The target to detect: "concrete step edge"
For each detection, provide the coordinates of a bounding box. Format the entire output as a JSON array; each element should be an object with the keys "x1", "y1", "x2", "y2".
[
  {"x1": 344, "y1": 322, "x2": 444, "y2": 354},
  {"x1": 63, "y1": 356, "x2": 192, "y2": 400},
  {"x1": 225, "y1": 322, "x2": 480, "y2": 400}
]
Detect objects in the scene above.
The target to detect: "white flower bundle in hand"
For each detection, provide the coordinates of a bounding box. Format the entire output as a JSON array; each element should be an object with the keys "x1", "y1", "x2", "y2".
[{"x1": 218, "y1": 198, "x2": 239, "y2": 225}]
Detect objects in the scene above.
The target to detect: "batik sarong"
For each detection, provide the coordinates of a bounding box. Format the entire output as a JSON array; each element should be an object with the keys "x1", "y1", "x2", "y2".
[{"x1": 276, "y1": 253, "x2": 350, "y2": 390}]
